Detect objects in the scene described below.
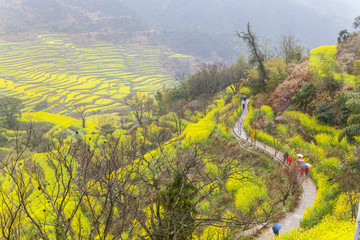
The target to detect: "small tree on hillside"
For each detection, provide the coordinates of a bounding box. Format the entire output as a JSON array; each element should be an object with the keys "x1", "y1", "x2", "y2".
[
  {"x1": 124, "y1": 92, "x2": 154, "y2": 126},
  {"x1": 292, "y1": 83, "x2": 317, "y2": 112},
  {"x1": 264, "y1": 58, "x2": 288, "y2": 93},
  {"x1": 335, "y1": 159, "x2": 360, "y2": 219},
  {"x1": 339, "y1": 98, "x2": 360, "y2": 143},
  {"x1": 268, "y1": 163, "x2": 307, "y2": 211},
  {"x1": 354, "y1": 16, "x2": 360, "y2": 30},
  {"x1": 338, "y1": 29, "x2": 349, "y2": 43},
  {"x1": 249, "y1": 110, "x2": 268, "y2": 146},
  {"x1": 166, "y1": 99, "x2": 187, "y2": 135},
  {"x1": 0, "y1": 96, "x2": 24, "y2": 129},
  {"x1": 315, "y1": 102, "x2": 336, "y2": 125},
  {"x1": 187, "y1": 63, "x2": 226, "y2": 99},
  {"x1": 279, "y1": 34, "x2": 303, "y2": 64},
  {"x1": 73, "y1": 103, "x2": 87, "y2": 128},
  {"x1": 225, "y1": 56, "x2": 248, "y2": 94},
  {"x1": 158, "y1": 173, "x2": 197, "y2": 239}
]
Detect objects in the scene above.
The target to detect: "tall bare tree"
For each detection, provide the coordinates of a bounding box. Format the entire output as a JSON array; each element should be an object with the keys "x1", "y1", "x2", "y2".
[{"x1": 237, "y1": 23, "x2": 268, "y2": 85}]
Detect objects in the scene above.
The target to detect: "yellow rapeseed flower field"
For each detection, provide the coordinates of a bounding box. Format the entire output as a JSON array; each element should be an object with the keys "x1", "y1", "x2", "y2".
[{"x1": 0, "y1": 34, "x2": 192, "y2": 116}]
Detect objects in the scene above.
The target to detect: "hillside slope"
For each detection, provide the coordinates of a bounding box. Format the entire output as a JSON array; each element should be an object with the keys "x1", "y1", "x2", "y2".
[
  {"x1": 0, "y1": 0, "x2": 357, "y2": 63},
  {"x1": 0, "y1": 0, "x2": 147, "y2": 35}
]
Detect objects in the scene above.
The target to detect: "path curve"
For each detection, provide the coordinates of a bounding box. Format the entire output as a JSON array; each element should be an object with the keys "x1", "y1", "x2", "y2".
[{"x1": 233, "y1": 100, "x2": 317, "y2": 239}]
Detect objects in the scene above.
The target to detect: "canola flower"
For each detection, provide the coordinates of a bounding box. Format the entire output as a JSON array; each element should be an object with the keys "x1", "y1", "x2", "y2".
[
  {"x1": 309, "y1": 45, "x2": 356, "y2": 86},
  {"x1": 0, "y1": 34, "x2": 190, "y2": 115},
  {"x1": 244, "y1": 103, "x2": 358, "y2": 238},
  {"x1": 273, "y1": 216, "x2": 354, "y2": 240},
  {"x1": 1, "y1": 88, "x2": 284, "y2": 239}
]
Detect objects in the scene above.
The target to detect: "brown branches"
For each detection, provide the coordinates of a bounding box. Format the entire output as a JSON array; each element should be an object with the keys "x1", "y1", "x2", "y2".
[{"x1": 237, "y1": 23, "x2": 268, "y2": 84}]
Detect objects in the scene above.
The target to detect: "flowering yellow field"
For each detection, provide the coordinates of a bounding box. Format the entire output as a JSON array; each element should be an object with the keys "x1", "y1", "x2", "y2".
[
  {"x1": 309, "y1": 45, "x2": 356, "y2": 85},
  {"x1": 273, "y1": 216, "x2": 354, "y2": 240},
  {"x1": 245, "y1": 102, "x2": 357, "y2": 239},
  {"x1": 0, "y1": 35, "x2": 193, "y2": 115}
]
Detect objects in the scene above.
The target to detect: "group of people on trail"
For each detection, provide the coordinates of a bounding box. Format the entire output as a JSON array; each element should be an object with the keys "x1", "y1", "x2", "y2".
[
  {"x1": 272, "y1": 153, "x2": 310, "y2": 237},
  {"x1": 284, "y1": 152, "x2": 310, "y2": 176},
  {"x1": 300, "y1": 165, "x2": 309, "y2": 176}
]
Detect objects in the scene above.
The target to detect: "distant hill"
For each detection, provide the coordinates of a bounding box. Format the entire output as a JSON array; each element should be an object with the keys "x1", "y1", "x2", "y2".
[
  {"x1": 122, "y1": 0, "x2": 352, "y2": 46},
  {"x1": 0, "y1": 0, "x2": 147, "y2": 35},
  {"x1": 0, "y1": 0, "x2": 358, "y2": 63},
  {"x1": 295, "y1": 0, "x2": 360, "y2": 24}
]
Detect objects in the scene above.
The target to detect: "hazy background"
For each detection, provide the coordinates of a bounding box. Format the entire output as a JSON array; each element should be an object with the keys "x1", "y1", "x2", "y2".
[{"x1": 0, "y1": 0, "x2": 359, "y2": 64}]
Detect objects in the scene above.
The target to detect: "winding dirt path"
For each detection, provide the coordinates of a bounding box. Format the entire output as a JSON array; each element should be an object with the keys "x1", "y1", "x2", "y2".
[{"x1": 233, "y1": 100, "x2": 317, "y2": 239}]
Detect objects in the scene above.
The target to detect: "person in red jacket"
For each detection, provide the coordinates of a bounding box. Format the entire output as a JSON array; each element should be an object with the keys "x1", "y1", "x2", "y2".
[{"x1": 287, "y1": 156, "x2": 292, "y2": 165}]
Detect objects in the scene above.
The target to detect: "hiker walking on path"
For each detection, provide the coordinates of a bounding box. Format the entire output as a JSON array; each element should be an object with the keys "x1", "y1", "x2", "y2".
[
  {"x1": 250, "y1": 132, "x2": 255, "y2": 144},
  {"x1": 283, "y1": 152, "x2": 289, "y2": 164},
  {"x1": 272, "y1": 223, "x2": 282, "y2": 237},
  {"x1": 287, "y1": 155, "x2": 293, "y2": 165},
  {"x1": 242, "y1": 95, "x2": 247, "y2": 110}
]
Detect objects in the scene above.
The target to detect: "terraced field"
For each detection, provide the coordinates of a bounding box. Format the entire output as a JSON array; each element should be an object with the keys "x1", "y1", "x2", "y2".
[{"x1": 0, "y1": 34, "x2": 192, "y2": 115}]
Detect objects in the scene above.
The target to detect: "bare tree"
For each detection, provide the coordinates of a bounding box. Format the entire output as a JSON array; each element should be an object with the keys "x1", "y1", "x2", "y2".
[
  {"x1": 0, "y1": 126, "x2": 94, "y2": 239},
  {"x1": 279, "y1": 34, "x2": 303, "y2": 64},
  {"x1": 127, "y1": 133, "x2": 285, "y2": 239},
  {"x1": 124, "y1": 93, "x2": 154, "y2": 126},
  {"x1": 224, "y1": 58, "x2": 248, "y2": 94},
  {"x1": 0, "y1": 123, "x2": 50, "y2": 239},
  {"x1": 187, "y1": 63, "x2": 227, "y2": 99},
  {"x1": 73, "y1": 104, "x2": 87, "y2": 128},
  {"x1": 0, "y1": 119, "x2": 284, "y2": 239},
  {"x1": 78, "y1": 135, "x2": 140, "y2": 240},
  {"x1": 74, "y1": 127, "x2": 277, "y2": 239},
  {"x1": 27, "y1": 137, "x2": 94, "y2": 240},
  {"x1": 166, "y1": 99, "x2": 187, "y2": 135},
  {"x1": 261, "y1": 38, "x2": 276, "y2": 60},
  {"x1": 268, "y1": 163, "x2": 307, "y2": 210},
  {"x1": 237, "y1": 23, "x2": 268, "y2": 84}
]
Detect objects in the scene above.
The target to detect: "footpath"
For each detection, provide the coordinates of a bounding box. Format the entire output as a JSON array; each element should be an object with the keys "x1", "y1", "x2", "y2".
[{"x1": 233, "y1": 100, "x2": 317, "y2": 239}]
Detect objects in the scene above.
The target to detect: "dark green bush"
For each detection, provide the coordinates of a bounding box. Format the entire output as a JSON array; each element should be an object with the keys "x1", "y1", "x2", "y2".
[
  {"x1": 315, "y1": 102, "x2": 336, "y2": 125},
  {"x1": 292, "y1": 83, "x2": 317, "y2": 111}
]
